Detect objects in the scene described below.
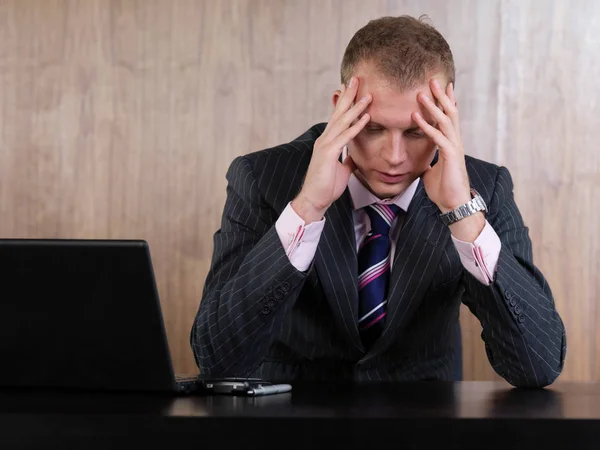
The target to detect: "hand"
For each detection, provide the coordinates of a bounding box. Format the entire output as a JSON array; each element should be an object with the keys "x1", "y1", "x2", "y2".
[
  {"x1": 412, "y1": 79, "x2": 471, "y2": 213},
  {"x1": 413, "y1": 79, "x2": 485, "y2": 241},
  {"x1": 292, "y1": 76, "x2": 372, "y2": 224}
]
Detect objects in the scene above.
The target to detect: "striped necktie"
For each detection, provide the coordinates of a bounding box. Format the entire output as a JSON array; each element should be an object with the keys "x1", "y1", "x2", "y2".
[{"x1": 357, "y1": 203, "x2": 402, "y2": 348}]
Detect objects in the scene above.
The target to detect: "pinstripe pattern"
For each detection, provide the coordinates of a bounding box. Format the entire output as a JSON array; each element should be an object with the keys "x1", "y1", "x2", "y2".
[{"x1": 190, "y1": 123, "x2": 566, "y2": 387}]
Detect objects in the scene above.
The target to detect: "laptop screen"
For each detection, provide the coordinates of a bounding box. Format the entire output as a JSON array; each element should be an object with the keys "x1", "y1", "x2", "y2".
[{"x1": 0, "y1": 239, "x2": 177, "y2": 392}]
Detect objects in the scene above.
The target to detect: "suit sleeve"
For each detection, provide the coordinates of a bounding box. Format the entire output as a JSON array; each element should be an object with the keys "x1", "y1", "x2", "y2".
[
  {"x1": 461, "y1": 166, "x2": 567, "y2": 388},
  {"x1": 190, "y1": 156, "x2": 308, "y2": 377}
]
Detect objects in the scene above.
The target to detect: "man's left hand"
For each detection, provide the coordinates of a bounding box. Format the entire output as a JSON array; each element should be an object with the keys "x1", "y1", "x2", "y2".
[{"x1": 413, "y1": 79, "x2": 485, "y2": 242}]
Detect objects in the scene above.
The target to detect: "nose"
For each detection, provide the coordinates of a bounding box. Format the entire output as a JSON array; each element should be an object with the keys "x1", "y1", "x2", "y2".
[{"x1": 381, "y1": 129, "x2": 407, "y2": 166}]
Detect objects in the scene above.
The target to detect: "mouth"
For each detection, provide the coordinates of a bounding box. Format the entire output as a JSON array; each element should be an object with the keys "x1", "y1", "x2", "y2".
[{"x1": 377, "y1": 171, "x2": 408, "y2": 183}]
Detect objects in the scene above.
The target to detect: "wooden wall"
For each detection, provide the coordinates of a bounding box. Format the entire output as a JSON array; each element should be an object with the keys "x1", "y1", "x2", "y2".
[{"x1": 0, "y1": 0, "x2": 598, "y2": 381}]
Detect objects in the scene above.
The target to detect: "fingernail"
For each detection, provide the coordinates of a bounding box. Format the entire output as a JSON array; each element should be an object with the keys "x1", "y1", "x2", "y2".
[
  {"x1": 360, "y1": 95, "x2": 369, "y2": 103},
  {"x1": 349, "y1": 77, "x2": 355, "y2": 88},
  {"x1": 450, "y1": 82, "x2": 454, "y2": 91},
  {"x1": 341, "y1": 83, "x2": 346, "y2": 93}
]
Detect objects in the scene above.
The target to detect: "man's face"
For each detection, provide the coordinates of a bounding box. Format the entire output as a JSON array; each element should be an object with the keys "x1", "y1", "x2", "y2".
[{"x1": 334, "y1": 62, "x2": 446, "y2": 199}]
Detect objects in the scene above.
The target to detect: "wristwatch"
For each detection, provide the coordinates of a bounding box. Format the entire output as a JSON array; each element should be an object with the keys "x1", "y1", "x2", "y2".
[{"x1": 439, "y1": 189, "x2": 488, "y2": 226}]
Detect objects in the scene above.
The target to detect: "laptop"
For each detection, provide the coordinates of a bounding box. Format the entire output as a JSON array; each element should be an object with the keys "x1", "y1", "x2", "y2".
[{"x1": 0, "y1": 239, "x2": 199, "y2": 394}]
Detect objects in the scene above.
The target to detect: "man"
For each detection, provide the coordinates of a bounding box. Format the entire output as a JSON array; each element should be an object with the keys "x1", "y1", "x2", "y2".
[{"x1": 191, "y1": 15, "x2": 566, "y2": 387}]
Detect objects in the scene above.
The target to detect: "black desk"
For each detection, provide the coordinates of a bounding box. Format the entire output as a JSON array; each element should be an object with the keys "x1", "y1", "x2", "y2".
[{"x1": 1, "y1": 381, "x2": 599, "y2": 449}]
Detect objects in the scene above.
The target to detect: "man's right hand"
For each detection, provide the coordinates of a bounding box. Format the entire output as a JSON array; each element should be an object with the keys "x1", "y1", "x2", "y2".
[{"x1": 291, "y1": 76, "x2": 372, "y2": 224}]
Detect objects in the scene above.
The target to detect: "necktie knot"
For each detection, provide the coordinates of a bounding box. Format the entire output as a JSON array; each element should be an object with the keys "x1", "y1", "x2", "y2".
[{"x1": 364, "y1": 203, "x2": 401, "y2": 236}]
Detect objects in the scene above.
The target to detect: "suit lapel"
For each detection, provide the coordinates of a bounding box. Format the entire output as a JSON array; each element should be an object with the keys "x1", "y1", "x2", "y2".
[
  {"x1": 359, "y1": 180, "x2": 451, "y2": 363},
  {"x1": 314, "y1": 188, "x2": 365, "y2": 354}
]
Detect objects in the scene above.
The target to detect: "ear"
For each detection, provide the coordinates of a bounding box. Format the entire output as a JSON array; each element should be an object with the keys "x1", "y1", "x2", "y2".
[{"x1": 332, "y1": 89, "x2": 342, "y2": 108}]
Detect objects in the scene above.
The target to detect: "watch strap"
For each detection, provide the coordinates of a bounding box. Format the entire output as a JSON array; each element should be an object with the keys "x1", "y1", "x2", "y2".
[{"x1": 439, "y1": 189, "x2": 487, "y2": 226}]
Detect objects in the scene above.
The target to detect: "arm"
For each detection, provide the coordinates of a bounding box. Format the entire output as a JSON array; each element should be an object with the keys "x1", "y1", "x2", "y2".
[
  {"x1": 190, "y1": 156, "x2": 308, "y2": 377},
  {"x1": 461, "y1": 166, "x2": 566, "y2": 387},
  {"x1": 413, "y1": 79, "x2": 565, "y2": 387},
  {"x1": 192, "y1": 75, "x2": 372, "y2": 376}
]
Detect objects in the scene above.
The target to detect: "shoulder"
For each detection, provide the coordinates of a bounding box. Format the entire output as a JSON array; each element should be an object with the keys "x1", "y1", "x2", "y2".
[
  {"x1": 463, "y1": 156, "x2": 518, "y2": 221},
  {"x1": 226, "y1": 123, "x2": 326, "y2": 209},
  {"x1": 464, "y1": 155, "x2": 514, "y2": 201},
  {"x1": 242, "y1": 122, "x2": 325, "y2": 167}
]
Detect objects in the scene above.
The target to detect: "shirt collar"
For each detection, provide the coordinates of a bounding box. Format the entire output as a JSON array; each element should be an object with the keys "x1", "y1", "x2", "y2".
[{"x1": 347, "y1": 173, "x2": 419, "y2": 212}]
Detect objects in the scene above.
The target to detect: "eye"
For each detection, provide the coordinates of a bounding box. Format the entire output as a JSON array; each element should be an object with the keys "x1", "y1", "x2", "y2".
[
  {"x1": 405, "y1": 128, "x2": 426, "y2": 139},
  {"x1": 364, "y1": 126, "x2": 385, "y2": 134}
]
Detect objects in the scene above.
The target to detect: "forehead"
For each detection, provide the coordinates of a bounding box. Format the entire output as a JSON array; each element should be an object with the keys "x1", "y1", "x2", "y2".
[{"x1": 353, "y1": 62, "x2": 445, "y2": 128}]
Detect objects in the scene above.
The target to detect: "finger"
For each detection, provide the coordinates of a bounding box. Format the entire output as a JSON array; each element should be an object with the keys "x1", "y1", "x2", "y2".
[
  {"x1": 431, "y1": 79, "x2": 460, "y2": 138},
  {"x1": 325, "y1": 94, "x2": 372, "y2": 144},
  {"x1": 444, "y1": 82, "x2": 461, "y2": 140},
  {"x1": 323, "y1": 82, "x2": 348, "y2": 138},
  {"x1": 417, "y1": 92, "x2": 458, "y2": 142},
  {"x1": 412, "y1": 111, "x2": 452, "y2": 152},
  {"x1": 329, "y1": 113, "x2": 370, "y2": 155},
  {"x1": 323, "y1": 78, "x2": 355, "y2": 138},
  {"x1": 430, "y1": 79, "x2": 458, "y2": 119},
  {"x1": 330, "y1": 76, "x2": 361, "y2": 124}
]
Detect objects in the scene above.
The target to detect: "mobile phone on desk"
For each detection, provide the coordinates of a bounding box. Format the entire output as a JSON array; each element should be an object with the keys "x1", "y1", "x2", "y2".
[{"x1": 198, "y1": 377, "x2": 292, "y2": 396}]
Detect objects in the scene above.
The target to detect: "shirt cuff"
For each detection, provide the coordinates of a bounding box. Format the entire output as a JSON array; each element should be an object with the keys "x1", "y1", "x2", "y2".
[
  {"x1": 275, "y1": 202, "x2": 326, "y2": 272},
  {"x1": 451, "y1": 220, "x2": 501, "y2": 285}
]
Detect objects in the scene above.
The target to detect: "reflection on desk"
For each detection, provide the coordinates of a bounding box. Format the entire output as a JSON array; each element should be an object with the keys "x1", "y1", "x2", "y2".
[{"x1": 0, "y1": 381, "x2": 599, "y2": 450}]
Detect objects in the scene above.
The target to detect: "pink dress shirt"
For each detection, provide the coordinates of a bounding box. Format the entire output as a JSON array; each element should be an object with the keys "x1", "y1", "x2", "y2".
[{"x1": 275, "y1": 174, "x2": 501, "y2": 285}]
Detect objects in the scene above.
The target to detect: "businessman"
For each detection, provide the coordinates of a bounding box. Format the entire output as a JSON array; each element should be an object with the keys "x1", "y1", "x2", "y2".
[{"x1": 191, "y1": 15, "x2": 566, "y2": 387}]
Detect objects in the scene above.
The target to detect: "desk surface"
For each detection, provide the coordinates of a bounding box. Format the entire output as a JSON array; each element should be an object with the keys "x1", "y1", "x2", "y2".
[{"x1": 1, "y1": 381, "x2": 599, "y2": 450}]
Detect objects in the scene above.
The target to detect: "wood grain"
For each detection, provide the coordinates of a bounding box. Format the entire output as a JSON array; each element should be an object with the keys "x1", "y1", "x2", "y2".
[{"x1": 0, "y1": 0, "x2": 597, "y2": 380}]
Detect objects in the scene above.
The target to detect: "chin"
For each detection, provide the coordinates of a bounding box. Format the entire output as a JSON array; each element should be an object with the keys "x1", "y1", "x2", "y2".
[
  {"x1": 368, "y1": 180, "x2": 408, "y2": 199},
  {"x1": 355, "y1": 169, "x2": 415, "y2": 200}
]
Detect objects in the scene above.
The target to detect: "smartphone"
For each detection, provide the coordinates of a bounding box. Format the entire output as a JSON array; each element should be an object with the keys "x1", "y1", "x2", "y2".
[{"x1": 197, "y1": 377, "x2": 272, "y2": 395}]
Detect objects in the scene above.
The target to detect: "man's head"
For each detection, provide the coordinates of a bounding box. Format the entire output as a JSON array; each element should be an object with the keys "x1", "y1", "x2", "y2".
[{"x1": 333, "y1": 15, "x2": 456, "y2": 199}]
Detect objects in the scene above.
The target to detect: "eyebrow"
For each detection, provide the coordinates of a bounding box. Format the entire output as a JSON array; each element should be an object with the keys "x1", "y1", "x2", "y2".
[{"x1": 366, "y1": 120, "x2": 435, "y2": 129}]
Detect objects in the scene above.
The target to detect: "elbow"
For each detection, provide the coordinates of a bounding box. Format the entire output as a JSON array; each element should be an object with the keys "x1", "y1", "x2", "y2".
[
  {"x1": 490, "y1": 331, "x2": 567, "y2": 389},
  {"x1": 191, "y1": 338, "x2": 224, "y2": 378},
  {"x1": 518, "y1": 334, "x2": 567, "y2": 389},
  {"x1": 504, "y1": 358, "x2": 565, "y2": 389},
  {"x1": 189, "y1": 300, "x2": 228, "y2": 376},
  {"x1": 190, "y1": 317, "x2": 250, "y2": 378},
  {"x1": 190, "y1": 318, "x2": 219, "y2": 375},
  {"x1": 507, "y1": 371, "x2": 559, "y2": 389},
  {"x1": 195, "y1": 354, "x2": 252, "y2": 380},
  {"x1": 193, "y1": 339, "x2": 229, "y2": 378}
]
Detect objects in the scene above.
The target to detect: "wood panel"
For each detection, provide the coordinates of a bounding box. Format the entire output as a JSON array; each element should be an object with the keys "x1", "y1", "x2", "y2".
[
  {"x1": 495, "y1": 0, "x2": 600, "y2": 381},
  {"x1": 0, "y1": 0, "x2": 597, "y2": 381}
]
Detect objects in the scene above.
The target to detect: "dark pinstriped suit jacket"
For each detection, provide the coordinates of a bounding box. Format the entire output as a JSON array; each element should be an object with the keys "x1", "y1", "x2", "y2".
[{"x1": 191, "y1": 123, "x2": 566, "y2": 387}]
